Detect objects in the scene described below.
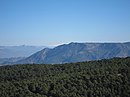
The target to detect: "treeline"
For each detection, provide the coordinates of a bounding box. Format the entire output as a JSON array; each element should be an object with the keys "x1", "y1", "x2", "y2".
[{"x1": 0, "y1": 57, "x2": 130, "y2": 97}]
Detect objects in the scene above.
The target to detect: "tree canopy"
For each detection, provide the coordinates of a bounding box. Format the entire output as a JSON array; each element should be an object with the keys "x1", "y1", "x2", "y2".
[{"x1": 0, "y1": 57, "x2": 130, "y2": 97}]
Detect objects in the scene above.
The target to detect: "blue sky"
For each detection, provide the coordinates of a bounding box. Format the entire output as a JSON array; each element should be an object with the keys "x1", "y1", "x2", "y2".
[{"x1": 0, "y1": 0, "x2": 130, "y2": 46}]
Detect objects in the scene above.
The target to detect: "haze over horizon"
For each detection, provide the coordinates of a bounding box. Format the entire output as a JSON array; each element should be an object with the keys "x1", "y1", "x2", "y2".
[{"x1": 1, "y1": 0, "x2": 130, "y2": 46}]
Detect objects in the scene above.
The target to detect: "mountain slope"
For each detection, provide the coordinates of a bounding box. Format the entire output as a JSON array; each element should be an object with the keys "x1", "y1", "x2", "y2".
[
  {"x1": 15, "y1": 42, "x2": 130, "y2": 64},
  {"x1": 17, "y1": 48, "x2": 51, "y2": 64}
]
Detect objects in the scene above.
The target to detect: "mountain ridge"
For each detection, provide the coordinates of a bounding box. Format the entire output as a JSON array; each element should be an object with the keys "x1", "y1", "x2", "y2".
[{"x1": 14, "y1": 42, "x2": 130, "y2": 65}]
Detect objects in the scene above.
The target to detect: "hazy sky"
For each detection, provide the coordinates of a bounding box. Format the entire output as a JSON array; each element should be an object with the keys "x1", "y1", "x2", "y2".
[{"x1": 0, "y1": 0, "x2": 130, "y2": 46}]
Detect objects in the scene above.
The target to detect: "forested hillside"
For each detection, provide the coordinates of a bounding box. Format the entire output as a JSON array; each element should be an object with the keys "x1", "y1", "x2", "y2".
[{"x1": 0, "y1": 57, "x2": 130, "y2": 97}]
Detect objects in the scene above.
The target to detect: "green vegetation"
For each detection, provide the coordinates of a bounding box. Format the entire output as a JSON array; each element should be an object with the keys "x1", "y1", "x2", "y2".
[{"x1": 0, "y1": 57, "x2": 130, "y2": 97}]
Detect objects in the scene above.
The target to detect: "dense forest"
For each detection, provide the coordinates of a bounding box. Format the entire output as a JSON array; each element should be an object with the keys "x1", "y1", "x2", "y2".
[{"x1": 0, "y1": 57, "x2": 130, "y2": 97}]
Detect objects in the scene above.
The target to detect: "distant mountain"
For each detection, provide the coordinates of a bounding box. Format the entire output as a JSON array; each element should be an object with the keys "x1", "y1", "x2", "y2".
[
  {"x1": 15, "y1": 42, "x2": 130, "y2": 64},
  {"x1": 0, "y1": 57, "x2": 25, "y2": 65},
  {"x1": 0, "y1": 45, "x2": 46, "y2": 58}
]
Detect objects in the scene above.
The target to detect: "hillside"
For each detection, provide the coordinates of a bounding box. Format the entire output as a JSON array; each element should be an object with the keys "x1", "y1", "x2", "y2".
[
  {"x1": 16, "y1": 42, "x2": 130, "y2": 64},
  {"x1": 0, "y1": 57, "x2": 130, "y2": 97}
]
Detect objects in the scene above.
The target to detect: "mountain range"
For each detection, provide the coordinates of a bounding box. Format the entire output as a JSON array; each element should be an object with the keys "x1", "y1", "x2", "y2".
[
  {"x1": 0, "y1": 57, "x2": 25, "y2": 65},
  {"x1": 14, "y1": 42, "x2": 130, "y2": 65},
  {"x1": 0, "y1": 45, "x2": 46, "y2": 58}
]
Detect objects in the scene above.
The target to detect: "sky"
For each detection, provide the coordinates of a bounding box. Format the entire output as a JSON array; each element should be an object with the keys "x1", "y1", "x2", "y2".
[{"x1": 0, "y1": 0, "x2": 130, "y2": 46}]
